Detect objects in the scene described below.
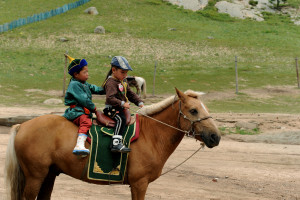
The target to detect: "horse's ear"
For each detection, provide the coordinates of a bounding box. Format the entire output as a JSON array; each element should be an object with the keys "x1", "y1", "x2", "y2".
[{"x1": 175, "y1": 87, "x2": 187, "y2": 103}]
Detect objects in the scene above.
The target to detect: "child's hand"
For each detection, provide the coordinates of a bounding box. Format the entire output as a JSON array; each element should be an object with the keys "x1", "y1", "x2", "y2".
[{"x1": 124, "y1": 102, "x2": 130, "y2": 109}]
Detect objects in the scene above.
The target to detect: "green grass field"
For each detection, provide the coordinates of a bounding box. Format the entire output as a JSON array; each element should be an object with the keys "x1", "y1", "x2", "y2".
[{"x1": 1, "y1": 0, "x2": 300, "y2": 113}]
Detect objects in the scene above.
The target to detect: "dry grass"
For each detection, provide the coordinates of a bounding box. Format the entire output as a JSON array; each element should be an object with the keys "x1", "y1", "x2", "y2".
[{"x1": 1, "y1": 33, "x2": 274, "y2": 66}]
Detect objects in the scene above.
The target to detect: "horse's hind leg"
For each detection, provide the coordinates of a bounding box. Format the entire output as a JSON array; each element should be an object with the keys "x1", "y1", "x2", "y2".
[
  {"x1": 37, "y1": 167, "x2": 57, "y2": 200},
  {"x1": 20, "y1": 160, "x2": 51, "y2": 199},
  {"x1": 23, "y1": 176, "x2": 44, "y2": 200}
]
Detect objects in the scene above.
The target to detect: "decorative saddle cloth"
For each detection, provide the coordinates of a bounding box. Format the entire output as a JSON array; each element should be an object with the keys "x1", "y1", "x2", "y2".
[{"x1": 87, "y1": 114, "x2": 139, "y2": 182}]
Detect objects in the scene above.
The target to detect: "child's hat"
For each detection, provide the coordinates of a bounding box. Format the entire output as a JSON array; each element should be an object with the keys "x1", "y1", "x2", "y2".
[
  {"x1": 111, "y1": 56, "x2": 132, "y2": 71},
  {"x1": 66, "y1": 55, "x2": 88, "y2": 75}
]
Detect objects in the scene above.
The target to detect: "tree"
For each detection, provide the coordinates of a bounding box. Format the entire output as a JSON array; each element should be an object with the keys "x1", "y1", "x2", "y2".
[{"x1": 269, "y1": 0, "x2": 287, "y2": 10}]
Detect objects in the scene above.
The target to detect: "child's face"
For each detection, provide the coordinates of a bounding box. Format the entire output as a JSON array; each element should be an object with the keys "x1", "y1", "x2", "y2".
[
  {"x1": 74, "y1": 66, "x2": 89, "y2": 82},
  {"x1": 112, "y1": 68, "x2": 128, "y2": 81}
]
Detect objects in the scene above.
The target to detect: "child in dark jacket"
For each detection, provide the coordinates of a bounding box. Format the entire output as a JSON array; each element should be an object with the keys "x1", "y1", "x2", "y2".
[
  {"x1": 102, "y1": 56, "x2": 144, "y2": 153},
  {"x1": 63, "y1": 55, "x2": 105, "y2": 156}
]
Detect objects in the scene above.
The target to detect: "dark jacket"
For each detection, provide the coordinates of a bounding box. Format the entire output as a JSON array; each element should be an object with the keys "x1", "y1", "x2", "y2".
[
  {"x1": 104, "y1": 76, "x2": 143, "y2": 108},
  {"x1": 63, "y1": 78, "x2": 105, "y2": 120}
]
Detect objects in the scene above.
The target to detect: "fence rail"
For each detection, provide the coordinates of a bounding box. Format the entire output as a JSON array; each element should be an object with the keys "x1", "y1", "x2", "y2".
[{"x1": 0, "y1": 0, "x2": 90, "y2": 33}]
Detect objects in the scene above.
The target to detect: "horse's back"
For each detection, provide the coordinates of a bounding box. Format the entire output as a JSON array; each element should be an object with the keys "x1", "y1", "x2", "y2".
[{"x1": 16, "y1": 114, "x2": 76, "y2": 145}]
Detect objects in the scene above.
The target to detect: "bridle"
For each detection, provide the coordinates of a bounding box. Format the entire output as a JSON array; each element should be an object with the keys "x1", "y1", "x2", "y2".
[
  {"x1": 136, "y1": 99, "x2": 212, "y2": 139},
  {"x1": 177, "y1": 100, "x2": 212, "y2": 138},
  {"x1": 135, "y1": 99, "x2": 212, "y2": 176}
]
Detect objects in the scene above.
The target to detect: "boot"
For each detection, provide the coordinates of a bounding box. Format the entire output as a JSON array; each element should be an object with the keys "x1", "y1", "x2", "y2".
[
  {"x1": 73, "y1": 134, "x2": 90, "y2": 156},
  {"x1": 111, "y1": 135, "x2": 131, "y2": 153}
]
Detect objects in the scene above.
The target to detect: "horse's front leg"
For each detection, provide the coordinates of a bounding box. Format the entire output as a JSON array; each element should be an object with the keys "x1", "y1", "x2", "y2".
[{"x1": 130, "y1": 179, "x2": 149, "y2": 200}]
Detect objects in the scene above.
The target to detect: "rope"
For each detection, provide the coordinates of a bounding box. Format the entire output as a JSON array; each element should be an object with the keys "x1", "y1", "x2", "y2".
[
  {"x1": 161, "y1": 143, "x2": 204, "y2": 176},
  {"x1": 130, "y1": 107, "x2": 205, "y2": 176},
  {"x1": 131, "y1": 108, "x2": 189, "y2": 134}
]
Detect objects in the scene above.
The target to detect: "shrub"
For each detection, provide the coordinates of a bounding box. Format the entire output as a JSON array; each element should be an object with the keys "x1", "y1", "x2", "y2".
[{"x1": 249, "y1": 0, "x2": 258, "y2": 6}]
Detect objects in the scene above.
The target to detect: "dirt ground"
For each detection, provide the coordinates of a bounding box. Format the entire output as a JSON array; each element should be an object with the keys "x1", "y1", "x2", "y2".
[{"x1": 0, "y1": 106, "x2": 300, "y2": 199}]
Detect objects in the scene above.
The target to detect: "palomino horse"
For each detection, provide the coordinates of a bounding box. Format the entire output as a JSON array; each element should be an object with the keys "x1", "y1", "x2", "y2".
[
  {"x1": 127, "y1": 76, "x2": 147, "y2": 98},
  {"x1": 5, "y1": 88, "x2": 221, "y2": 200}
]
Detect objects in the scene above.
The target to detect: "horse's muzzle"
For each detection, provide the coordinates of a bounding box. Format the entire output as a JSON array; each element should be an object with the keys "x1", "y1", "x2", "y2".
[{"x1": 200, "y1": 132, "x2": 221, "y2": 148}]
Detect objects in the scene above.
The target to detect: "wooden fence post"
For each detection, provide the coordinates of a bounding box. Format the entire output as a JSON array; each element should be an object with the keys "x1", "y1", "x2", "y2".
[
  {"x1": 235, "y1": 56, "x2": 239, "y2": 94},
  {"x1": 62, "y1": 51, "x2": 68, "y2": 97},
  {"x1": 296, "y1": 57, "x2": 300, "y2": 89},
  {"x1": 152, "y1": 61, "x2": 157, "y2": 96}
]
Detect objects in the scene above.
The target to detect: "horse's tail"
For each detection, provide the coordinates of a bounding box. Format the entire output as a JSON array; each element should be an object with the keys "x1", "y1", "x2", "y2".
[
  {"x1": 141, "y1": 77, "x2": 147, "y2": 99},
  {"x1": 4, "y1": 124, "x2": 25, "y2": 200}
]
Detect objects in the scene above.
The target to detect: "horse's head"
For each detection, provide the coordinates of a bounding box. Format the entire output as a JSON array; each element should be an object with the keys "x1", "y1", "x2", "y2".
[{"x1": 175, "y1": 88, "x2": 221, "y2": 148}]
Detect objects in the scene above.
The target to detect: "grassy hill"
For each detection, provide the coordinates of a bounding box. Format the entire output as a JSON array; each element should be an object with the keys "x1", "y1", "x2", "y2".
[{"x1": 1, "y1": 0, "x2": 300, "y2": 113}]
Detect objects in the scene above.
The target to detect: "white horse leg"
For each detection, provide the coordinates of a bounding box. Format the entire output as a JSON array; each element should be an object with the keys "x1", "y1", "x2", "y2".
[
  {"x1": 135, "y1": 77, "x2": 146, "y2": 98},
  {"x1": 137, "y1": 86, "x2": 141, "y2": 96}
]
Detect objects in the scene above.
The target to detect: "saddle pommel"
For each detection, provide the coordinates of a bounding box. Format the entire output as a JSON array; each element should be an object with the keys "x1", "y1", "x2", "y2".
[{"x1": 94, "y1": 109, "x2": 133, "y2": 128}]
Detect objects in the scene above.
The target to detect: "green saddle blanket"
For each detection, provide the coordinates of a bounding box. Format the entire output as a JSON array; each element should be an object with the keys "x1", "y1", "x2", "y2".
[{"x1": 87, "y1": 122, "x2": 136, "y2": 182}]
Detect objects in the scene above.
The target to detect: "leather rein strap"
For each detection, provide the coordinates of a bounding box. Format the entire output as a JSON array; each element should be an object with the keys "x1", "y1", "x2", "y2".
[{"x1": 177, "y1": 100, "x2": 212, "y2": 138}]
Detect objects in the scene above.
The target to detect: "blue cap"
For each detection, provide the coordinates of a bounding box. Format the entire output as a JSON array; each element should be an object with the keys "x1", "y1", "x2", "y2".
[
  {"x1": 111, "y1": 56, "x2": 132, "y2": 71},
  {"x1": 68, "y1": 59, "x2": 88, "y2": 75}
]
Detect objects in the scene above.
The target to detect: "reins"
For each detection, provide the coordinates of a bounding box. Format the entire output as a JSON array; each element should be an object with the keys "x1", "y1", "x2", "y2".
[
  {"x1": 134, "y1": 108, "x2": 190, "y2": 134},
  {"x1": 160, "y1": 143, "x2": 204, "y2": 176},
  {"x1": 132, "y1": 101, "x2": 212, "y2": 137}
]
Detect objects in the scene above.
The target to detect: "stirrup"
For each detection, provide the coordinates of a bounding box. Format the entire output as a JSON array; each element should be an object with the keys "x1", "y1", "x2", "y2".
[{"x1": 111, "y1": 144, "x2": 131, "y2": 153}]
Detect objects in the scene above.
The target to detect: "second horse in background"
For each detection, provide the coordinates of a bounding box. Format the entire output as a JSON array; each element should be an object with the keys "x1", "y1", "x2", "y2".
[{"x1": 127, "y1": 76, "x2": 147, "y2": 99}]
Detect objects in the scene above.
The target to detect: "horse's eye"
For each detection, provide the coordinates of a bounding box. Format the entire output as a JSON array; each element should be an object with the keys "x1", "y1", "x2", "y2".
[{"x1": 190, "y1": 109, "x2": 198, "y2": 115}]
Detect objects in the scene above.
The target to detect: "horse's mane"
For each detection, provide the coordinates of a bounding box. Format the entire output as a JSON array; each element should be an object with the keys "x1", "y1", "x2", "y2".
[{"x1": 138, "y1": 90, "x2": 205, "y2": 116}]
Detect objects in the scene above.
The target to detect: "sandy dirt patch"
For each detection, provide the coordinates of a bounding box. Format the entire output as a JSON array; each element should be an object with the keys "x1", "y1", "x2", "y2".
[
  {"x1": 0, "y1": 105, "x2": 300, "y2": 199},
  {"x1": 0, "y1": 132, "x2": 299, "y2": 200}
]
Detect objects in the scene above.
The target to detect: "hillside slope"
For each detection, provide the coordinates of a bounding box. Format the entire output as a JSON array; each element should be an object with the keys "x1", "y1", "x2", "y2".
[
  {"x1": 0, "y1": 0, "x2": 300, "y2": 113},
  {"x1": 166, "y1": 0, "x2": 300, "y2": 25}
]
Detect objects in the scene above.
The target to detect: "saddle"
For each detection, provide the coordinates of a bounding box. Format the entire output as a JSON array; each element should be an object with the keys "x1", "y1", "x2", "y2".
[
  {"x1": 87, "y1": 115, "x2": 139, "y2": 182},
  {"x1": 94, "y1": 109, "x2": 134, "y2": 128}
]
